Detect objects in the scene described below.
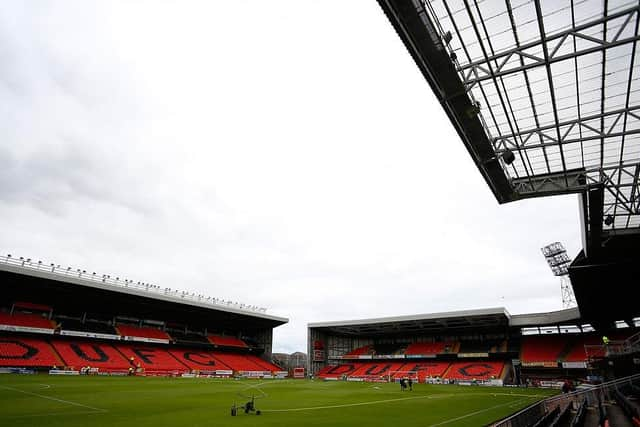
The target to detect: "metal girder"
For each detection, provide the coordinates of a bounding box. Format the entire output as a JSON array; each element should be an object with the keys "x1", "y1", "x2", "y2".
[
  {"x1": 378, "y1": 0, "x2": 640, "y2": 233},
  {"x1": 512, "y1": 168, "x2": 587, "y2": 198},
  {"x1": 512, "y1": 162, "x2": 640, "y2": 212},
  {"x1": 459, "y1": 5, "x2": 640, "y2": 88},
  {"x1": 493, "y1": 105, "x2": 640, "y2": 152}
]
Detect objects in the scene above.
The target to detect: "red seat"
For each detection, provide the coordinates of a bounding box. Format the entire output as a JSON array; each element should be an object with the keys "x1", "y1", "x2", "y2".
[
  {"x1": 520, "y1": 335, "x2": 566, "y2": 366},
  {"x1": 245, "y1": 354, "x2": 281, "y2": 371},
  {"x1": 116, "y1": 344, "x2": 188, "y2": 372},
  {"x1": 0, "y1": 336, "x2": 60, "y2": 367},
  {"x1": 405, "y1": 342, "x2": 452, "y2": 356},
  {"x1": 207, "y1": 335, "x2": 248, "y2": 348},
  {"x1": 211, "y1": 353, "x2": 267, "y2": 371},
  {"x1": 0, "y1": 312, "x2": 55, "y2": 330},
  {"x1": 349, "y1": 362, "x2": 406, "y2": 378},
  {"x1": 343, "y1": 345, "x2": 372, "y2": 357},
  {"x1": 168, "y1": 349, "x2": 231, "y2": 371},
  {"x1": 443, "y1": 361, "x2": 504, "y2": 380},
  {"x1": 316, "y1": 363, "x2": 358, "y2": 378},
  {"x1": 394, "y1": 362, "x2": 450, "y2": 380},
  {"x1": 52, "y1": 340, "x2": 129, "y2": 370},
  {"x1": 116, "y1": 324, "x2": 171, "y2": 341}
]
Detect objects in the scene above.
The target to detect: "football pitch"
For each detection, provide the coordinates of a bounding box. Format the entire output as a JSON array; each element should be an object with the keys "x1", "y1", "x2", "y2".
[{"x1": 0, "y1": 375, "x2": 556, "y2": 427}]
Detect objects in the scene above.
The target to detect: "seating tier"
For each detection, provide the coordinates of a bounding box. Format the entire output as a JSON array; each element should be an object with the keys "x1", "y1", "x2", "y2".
[
  {"x1": 405, "y1": 342, "x2": 448, "y2": 355},
  {"x1": 443, "y1": 361, "x2": 504, "y2": 381},
  {"x1": 0, "y1": 312, "x2": 55, "y2": 330},
  {"x1": 207, "y1": 335, "x2": 248, "y2": 348},
  {"x1": 116, "y1": 324, "x2": 171, "y2": 340},
  {"x1": 211, "y1": 353, "x2": 268, "y2": 371},
  {"x1": 51, "y1": 341, "x2": 129, "y2": 370},
  {"x1": 115, "y1": 344, "x2": 187, "y2": 371},
  {"x1": 0, "y1": 336, "x2": 60, "y2": 367},
  {"x1": 168, "y1": 349, "x2": 231, "y2": 371},
  {"x1": 520, "y1": 335, "x2": 566, "y2": 364}
]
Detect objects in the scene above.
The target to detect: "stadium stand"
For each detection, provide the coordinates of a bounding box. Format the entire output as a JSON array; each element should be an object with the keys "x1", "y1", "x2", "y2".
[
  {"x1": 115, "y1": 344, "x2": 188, "y2": 372},
  {"x1": 397, "y1": 362, "x2": 451, "y2": 380},
  {"x1": 563, "y1": 335, "x2": 606, "y2": 362},
  {"x1": 51, "y1": 340, "x2": 130, "y2": 371},
  {"x1": 404, "y1": 342, "x2": 451, "y2": 356},
  {"x1": 316, "y1": 361, "x2": 452, "y2": 380},
  {"x1": 12, "y1": 302, "x2": 51, "y2": 312},
  {"x1": 520, "y1": 335, "x2": 567, "y2": 366},
  {"x1": 168, "y1": 349, "x2": 231, "y2": 371},
  {"x1": 212, "y1": 353, "x2": 268, "y2": 372},
  {"x1": 116, "y1": 324, "x2": 171, "y2": 341},
  {"x1": 55, "y1": 317, "x2": 117, "y2": 335},
  {"x1": 0, "y1": 333, "x2": 280, "y2": 373},
  {"x1": 316, "y1": 364, "x2": 357, "y2": 378},
  {"x1": 458, "y1": 339, "x2": 505, "y2": 354},
  {"x1": 343, "y1": 345, "x2": 372, "y2": 357},
  {"x1": 0, "y1": 312, "x2": 56, "y2": 330},
  {"x1": 371, "y1": 344, "x2": 405, "y2": 356},
  {"x1": 168, "y1": 329, "x2": 210, "y2": 345},
  {"x1": 443, "y1": 361, "x2": 505, "y2": 381},
  {"x1": 0, "y1": 336, "x2": 61, "y2": 367},
  {"x1": 247, "y1": 354, "x2": 282, "y2": 372},
  {"x1": 348, "y1": 362, "x2": 406, "y2": 379},
  {"x1": 207, "y1": 335, "x2": 248, "y2": 348}
]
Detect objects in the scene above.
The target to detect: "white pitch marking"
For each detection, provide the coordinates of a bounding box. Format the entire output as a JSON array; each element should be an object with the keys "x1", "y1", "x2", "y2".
[
  {"x1": 37, "y1": 384, "x2": 51, "y2": 390},
  {"x1": 264, "y1": 393, "x2": 452, "y2": 412},
  {"x1": 428, "y1": 397, "x2": 537, "y2": 426},
  {"x1": 0, "y1": 385, "x2": 107, "y2": 413},
  {"x1": 3, "y1": 410, "x2": 104, "y2": 419}
]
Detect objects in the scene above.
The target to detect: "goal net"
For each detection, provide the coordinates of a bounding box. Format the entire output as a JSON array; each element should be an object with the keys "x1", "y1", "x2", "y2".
[{"x1": 386, "y1": 370, "x2": 419, "y2": 383}]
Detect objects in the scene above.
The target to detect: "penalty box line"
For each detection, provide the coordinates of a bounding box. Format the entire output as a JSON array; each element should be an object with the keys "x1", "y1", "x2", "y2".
[
  {"x1": 0, "y1": 384, "x2": 108, "y2": 414},
  {"x1": 264, "y1": 393, "x2": 453, "y2": 412}
]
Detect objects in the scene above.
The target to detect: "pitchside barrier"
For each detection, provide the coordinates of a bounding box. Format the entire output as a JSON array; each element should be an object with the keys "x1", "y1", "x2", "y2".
[{"x1": 490, "y1": 373, "x2": 640, "y2": 427}]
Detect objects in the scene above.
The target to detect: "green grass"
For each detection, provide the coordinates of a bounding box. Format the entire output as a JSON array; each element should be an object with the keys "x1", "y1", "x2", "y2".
[{"x1": 0, "y1": 375, "x2": 556, "y2": 427}]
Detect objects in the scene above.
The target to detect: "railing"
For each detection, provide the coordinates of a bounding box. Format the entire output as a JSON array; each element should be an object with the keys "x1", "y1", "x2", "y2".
[
  {"x1": 585, "y1": 331, "x2": 640, "y2": 359},
  {"x1": 490, "y1": 373, "x2": 640, "y2": 427},
  {"x1": 1, "y1": 254, "x2": 268, "y2": 315}
]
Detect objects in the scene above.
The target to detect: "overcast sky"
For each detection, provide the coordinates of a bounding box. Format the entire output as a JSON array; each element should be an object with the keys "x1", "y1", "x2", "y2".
[{"x1": 0, "y1": 1, "x2": 582, "y2": 353}]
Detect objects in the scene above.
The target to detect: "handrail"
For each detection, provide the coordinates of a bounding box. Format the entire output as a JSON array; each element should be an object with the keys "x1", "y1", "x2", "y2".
[
  {"x1": 491, "y1": 373, "x2": 640, "y2": 427},
  {"x1": 585, "y1": 330, "x2": 640, "y2": 358},
  {"x1": 1, "y1": 254, "x2": 268, "y2": 315}
]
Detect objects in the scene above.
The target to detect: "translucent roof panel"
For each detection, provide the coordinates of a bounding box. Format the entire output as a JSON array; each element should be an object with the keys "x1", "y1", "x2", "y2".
[{"x1": 421, "y1": 0, "x2": 640, "y2": 232}]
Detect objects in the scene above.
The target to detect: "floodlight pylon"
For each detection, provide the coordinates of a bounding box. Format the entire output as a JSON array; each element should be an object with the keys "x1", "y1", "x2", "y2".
[{"x1": 541, "y1": 242, "x2": 576, "y2": 309}]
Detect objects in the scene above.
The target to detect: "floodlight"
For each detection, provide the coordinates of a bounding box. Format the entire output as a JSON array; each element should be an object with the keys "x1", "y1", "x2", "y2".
[
  {"x1": 541, "y1": 242, "x2": 576, "y2": 308},
  {"x1": 442, "y1": 30, "x2": 452, "y2": 45},
  {"x1": 501, "y1": 149, "x2": 515, "y2": 165}
]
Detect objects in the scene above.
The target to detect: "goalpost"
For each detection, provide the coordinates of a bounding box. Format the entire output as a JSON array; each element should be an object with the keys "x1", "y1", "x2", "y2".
[{"x1": 386, "y1": 370, "x2": 419, "y2": 383}]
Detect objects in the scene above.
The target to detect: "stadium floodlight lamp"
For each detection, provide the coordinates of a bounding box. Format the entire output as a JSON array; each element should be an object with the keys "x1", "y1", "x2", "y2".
[
  {"x1": 541, "y1": 242, "x2": 576, "y2": 308},
  {"x1": 502, "y1": 149, "x2": 515, "y2": 165},
  {"x1": 604, "y1": 215, "x2": 614, "y2": 226},
  {"x1": 443, "y1": 30, "x2": 453, "y2": 45}
]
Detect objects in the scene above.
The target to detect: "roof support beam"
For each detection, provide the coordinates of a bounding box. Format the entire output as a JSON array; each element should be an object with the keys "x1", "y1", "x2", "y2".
[
  {"x1": 493, "y1": 105, "x2": 640, "y2": 152},
  {"x1": 459, "y1": 6, "x2": 640, "y2": 87},
  {"x1": 512, "y1": 168, "x2": 586, "y2": 198}
]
